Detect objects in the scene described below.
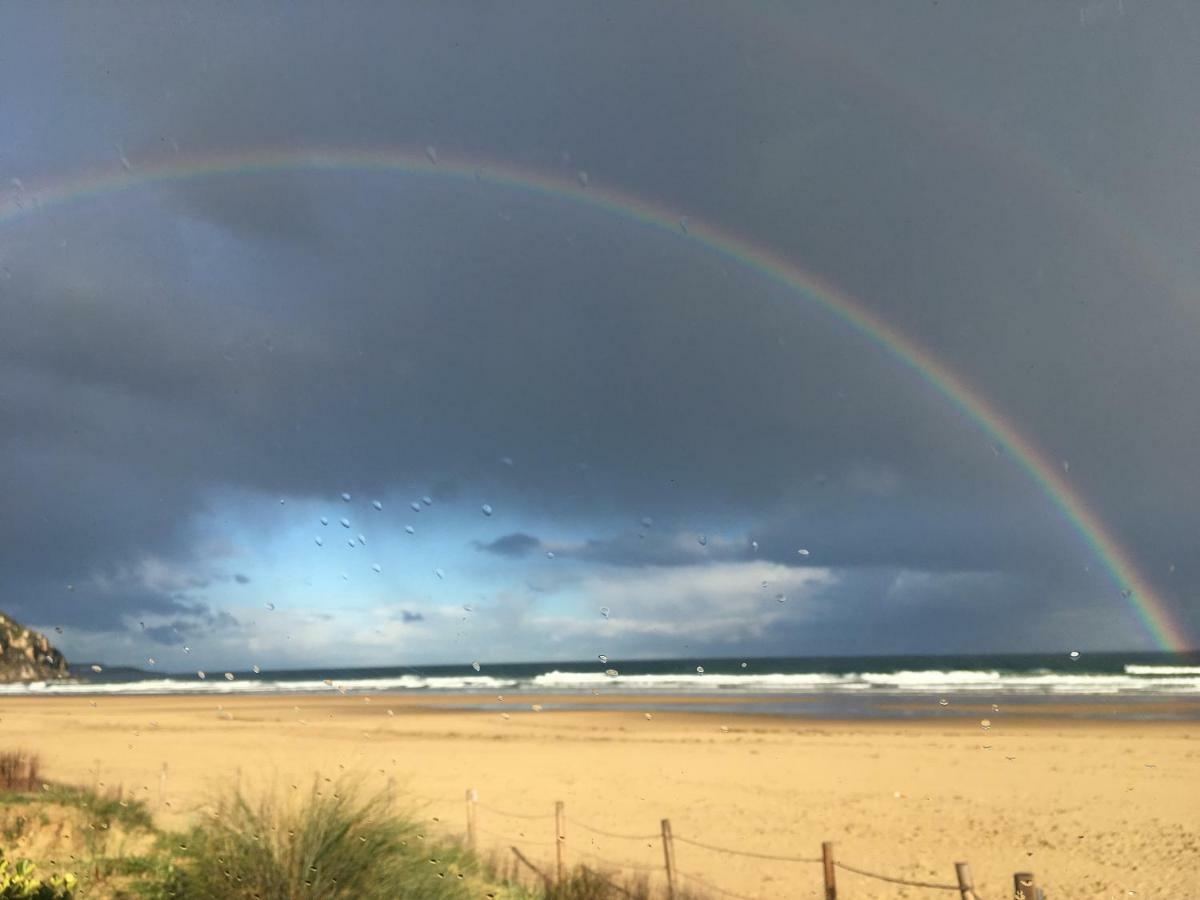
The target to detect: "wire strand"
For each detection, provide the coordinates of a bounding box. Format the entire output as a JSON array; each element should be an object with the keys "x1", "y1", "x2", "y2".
[
  {"x1": 673, "y1": 833, "x2": 821, "y2": 863},
  {"x1": 834, "y1": 860, "x2": 960, "y2": 891},
  {"x1": 476, "y1": 825, "x2": 559, "y2": 848},
  {"x1": 476, "y1": 801, "x2": 556, "y2": 821},
  {"x1": 567, "y1": 817, "x2": 660, "y2": 842}
]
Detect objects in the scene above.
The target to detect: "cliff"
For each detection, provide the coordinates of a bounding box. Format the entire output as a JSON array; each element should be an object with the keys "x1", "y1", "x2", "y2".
[{"x1": 0, "y1": 612, "x2": 70, "y2": 683}]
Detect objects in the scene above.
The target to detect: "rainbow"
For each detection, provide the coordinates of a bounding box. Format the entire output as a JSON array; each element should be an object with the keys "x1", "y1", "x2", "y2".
[{"x1": 0, "y1": 145, "x2": 1189, "y2": 651}]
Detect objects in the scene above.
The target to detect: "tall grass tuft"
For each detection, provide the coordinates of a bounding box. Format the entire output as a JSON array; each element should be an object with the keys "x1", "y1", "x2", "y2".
[
  {"x1": 0, "y1": 751, "x2": 41, "y2": 793},
  {"x1": 167, "y1": 780, "x2": 476, "y2": 899}
]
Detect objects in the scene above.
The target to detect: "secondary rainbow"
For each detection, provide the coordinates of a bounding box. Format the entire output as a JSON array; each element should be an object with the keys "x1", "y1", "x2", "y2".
[{"x1": 0, "y1": 145, "x2": 1189, "y2": 652}]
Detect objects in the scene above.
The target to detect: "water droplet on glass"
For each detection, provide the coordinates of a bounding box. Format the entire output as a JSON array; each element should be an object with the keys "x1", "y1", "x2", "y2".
[
  {"x1": 640, "y1": 516, "x2": 654, "y2": 529},
  {"x1": 197, "y1": 671, "x2": 206, "y2": 680},
  {"x1": 404, "y1": 525, "x2": 415, "y2": 534},
  {"x1": 340, "y1": 518, "x2": 350, "y2": 528},
  {"x1": 372, "y1": 500, "x2": 383, "y2": 511},
  {"x1": 500, "y1": 456, "x2": 514, "y2": 466},
  {"x1": 90, "y1": 665, "x2": 103, "y2": 673},
  {"x1": 434, "y1": 568, "x2": 444, "y2": 579},
  {"x1": 598, "y1": 654, "x2": 608, "y2": 664},
  {"x1": 148, "y1": 657, "x2": 156, "y2": 665},
  {"x1": 740, "y1": 661, "x2": 748, "y2": 668},
  {"x1": 775, "y1": 593, "x2": 786, "y2": 603},
  {"x1": 751, "y1": 540, "x2": 759, "y2": 552},
  {"x1": 481, "y1": 503, "x2": 493, "y2": 517},
  {"x1": 938, "y1": 698, "x2": 949, "y2": 707},
  {"x1": 347, "y1": 539, "x2": 356, "y2": 548},
  {"x1": 422, "y1": 496, "x2": 433, "y2": 506},
  {"x1": 1069, "y1": 650, "x2": 1080, "y2": 660},
  {"x1": 696, "y1": 666, "x2": 705, "y2": 674},
  {"x1": 576, "y1": 170, "x2": 589, "y2": 187},
  {"x1": 372, "y1": 563, "x2": 382, "y2": 574},
  {"x1": 183, "y1": 646, "x2": 191, "y2": 654},
  {"x1": 644, "y1": 712, "x2": 653, "y2": 720},
  {"x1": 546, "y1": 550, "x2": 555, "y2": 559},
  {"x1": 279, "y1": 498, "x2": 286, "y2": 506},
  {"x1": 410, "y1": 501, "x2": 422, "y2": 512},
  {"x1": 697, "y1": 534, "x2": 707, "y2": 546},
  {"x1": 341, "y1": 492, "x2": 352, "y2": 502},
  {"x1": 314, "y1": 537, "x2": 324, "y2": 547},
  {"x1": 1121, "y1": 588, "x2": 1132, "y2": 599},
  {"x1": 599, "y1": 606, "x2": 610, "y2": 619},
  {"x1": 425, "y1": 145, "x2": 438, "y2": 165},
  {"x1": 320, "y1": 517, "x2": 329, "y2": 526},
  {"x1": 224, "y1": 672, "x2": 235, "y2": 681},
  {"x1": 531, "y1": 704, "x2": 543, "y2": 712},
  {"x1": 54, "y1": 625, "x2": 63, "y2": 634},
  {"x1": 471, "y1": 661, "x2": 481, "y2": 672},
  {"x1": 796, "y1": 548, "x2": 810, "y2": 556},
  {"x1": 991, "y1": 704, "x2": 1000, "y2": 712},
  {"x1": 252, "y1": 665, "x2": 261, "y2": 674},
  {"x1": 980, "y1": 719, "x2": 992, "y2": 729},
  {"x1": 357, "y1": 533, "x2": 366, "y2": 545},
  {"x1": 604, "y1": 669, "x2": 619, "y2": 677}
]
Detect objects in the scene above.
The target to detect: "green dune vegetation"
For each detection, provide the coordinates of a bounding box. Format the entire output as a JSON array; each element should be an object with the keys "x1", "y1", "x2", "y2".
[{"x1": 0, "y1": 751, "x2": 702, "y2": 900}]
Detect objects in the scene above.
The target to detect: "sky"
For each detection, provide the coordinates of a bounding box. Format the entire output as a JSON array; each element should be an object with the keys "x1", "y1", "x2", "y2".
[{"x1": 1, "y1": 1, "x2": 1198, "y2": 670}]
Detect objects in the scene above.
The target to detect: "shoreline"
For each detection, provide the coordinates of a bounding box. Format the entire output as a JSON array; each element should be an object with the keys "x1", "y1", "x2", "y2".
[{"x1": 3, "y1": 693, "x2": 1197, "y2": 898}]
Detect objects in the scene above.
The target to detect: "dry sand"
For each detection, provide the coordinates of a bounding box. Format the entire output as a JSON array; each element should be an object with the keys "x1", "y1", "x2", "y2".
[{"x1": 1, "y1": 693, "x2": 1196, "y2": 899}]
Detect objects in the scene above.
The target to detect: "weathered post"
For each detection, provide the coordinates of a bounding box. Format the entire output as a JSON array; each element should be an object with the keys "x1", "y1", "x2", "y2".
[
  {"x1": 660, "y1": 818, "x2": 677, "y2": 900},
  {"x1": 1013, "y1": 871, "x2": 1037, "y2": 900},
  {"x1": 822, "y1": 841, "x2": 837, "y2": 900},
  {"x1": 466, "y1": 788, "x2": 478, "y2": 851},
  {"x1": 555, "y1": 800, "x2": 566, "y2": 883},
  {"x1": 955, "y1": 862, "x2": 974, "y2": 900}
]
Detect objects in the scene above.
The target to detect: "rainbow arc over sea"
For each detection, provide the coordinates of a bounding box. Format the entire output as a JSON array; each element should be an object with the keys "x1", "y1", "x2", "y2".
[{"x1": 0, "y1": 144, "x2": 1189, "y2": 652}]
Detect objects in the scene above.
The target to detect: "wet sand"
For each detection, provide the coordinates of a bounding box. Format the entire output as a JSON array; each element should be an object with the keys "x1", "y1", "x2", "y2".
[{"x1": 2, "y1": 693, "x2": 1196, "y2": 899}]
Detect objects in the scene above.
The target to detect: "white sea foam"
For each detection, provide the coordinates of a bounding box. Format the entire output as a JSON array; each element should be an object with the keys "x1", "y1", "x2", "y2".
[
  {"x1": 1124, "y1": 665, "x2": 1200, "y2": 676},
  {"x1": 0, "y1": 674, "x2": 519, "y2": 696}
]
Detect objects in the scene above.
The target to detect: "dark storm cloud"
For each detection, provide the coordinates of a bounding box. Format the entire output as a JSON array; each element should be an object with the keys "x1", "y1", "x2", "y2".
[
  {"x1": 1, "y1": 1, "x2": 1198, "y2": 657},
  {"x1": 477, "y1": 533, "x2": 542, "y2": 558}
]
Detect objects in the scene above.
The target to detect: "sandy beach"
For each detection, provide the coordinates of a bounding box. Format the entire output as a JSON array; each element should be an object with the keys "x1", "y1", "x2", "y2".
[{"x1": 1, "y1": 693, "x2": 1196, "y2": 899}]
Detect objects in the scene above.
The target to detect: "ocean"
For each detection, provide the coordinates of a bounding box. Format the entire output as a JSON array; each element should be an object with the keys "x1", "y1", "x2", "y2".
[{"x1": 3, "y1": 651, "x2": 1198, "y2": 720}]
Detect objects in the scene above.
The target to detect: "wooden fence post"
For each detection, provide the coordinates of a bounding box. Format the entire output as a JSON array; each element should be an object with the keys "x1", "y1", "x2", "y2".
[
  {"x1": 466, "y1": 788, "x2": 478, "y2": 851},
  {"x1": 555, "y1": 800, "x2": 566, "y2": 883},
  {"x1": 955, "y1": 862, "x2": 974, "y2": 900},
  {"x1": 1013, "y1": 871, "x2": 1037, "y2": 900},
  {"x1": 660, "y1": 819, "x2": 677, "y2": 900},
  {"x1": 822, "y1": 841, "x2": 837, "y2": 900}
]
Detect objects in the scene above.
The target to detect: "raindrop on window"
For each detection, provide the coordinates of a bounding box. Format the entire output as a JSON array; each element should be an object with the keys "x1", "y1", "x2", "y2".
[
  {"x1": 265, "y1": 602, "x2": 275, "y2": 611},
  {"x1": 314, "y1": 537, "x2": 324, "y2": 546},
  {"x1": 357, "y1": 533, "x2": 366, "y2": 544},
  {"x1": 320, "y1": 517, "x2": 329, "y2": 526},
  {"x1": 500, "y1": 456, "x2": 514, "y2": 466},
  {"x1": 598, "y1": 654, "x2": 608, "y2": 664},
  {"x1": 640, "y1": 516, "x2": 653, "y2": 528},
  {"x1": 481, "y1": 503, "x2": 493, "y2": 517},
  {"x1": 371, "y1": 563, "x2": 382, "y2": 574},
  {"x1": 341, "y1": 493, "x2": 352, "y2": 502},
  {"x1": 938, "y1": 698, "x2": 949, "y2": 707},
  {"x1": 796, "y1": 548, "x2": 810, "y2": 556},
  {"x1": 599, "y1": 606, "x2": 610, "y2": 618},
  {"x1": 410, "y1": 501, "x2": 421, "y2": 512},
  {"x1": 197, "y1": 671, "x2": 206, "y2": 680},
  {"x1": 404, "y1": 525, "x2": 415, "y2": 534},
  {"x1": 340, "y1": 518, "x2": 350, "y2": 528},
  {"x1": 644, "y1": 713, "x2": 653, "y2": 720},
  {"x1": 54, "y1": 625, "x2": 63, "y2": 634},
  {"x1": 434, "y1": 568, "x2": 445, "y2": 579},
  {"x1": 425, "y1": 145, "x2": 438, "y2": 165},
  {"x1": 347, "y1": 539, "x2": 356, "y2": 548},
  {"x1": 679, "y1": 217, "x2": 689, "y2": 234},
  {"x1": 531, "y1": 704, "x2": 543, "y2": 712},
  {"x1": 576, "y1": 170, "x2": 589, "y2": 187},
  {"x1": 1069, "y1": 650, "x2": 1080, "y2": 660},
  {"x1": 697, "y1": 534, "x2": 707, "y2": 546},
  {"x1": 774, "y1": 593, "x2": 786, "y2": 603},
  {"x1": 604, "y1": 669, "x2": 619, "y2": 677},
  {"x1": 252, "y1": 665, "x2": 261, "y2": 674},
  {"x1": 695, "y1": 666, "x2": 705, "y2": 674},
  {"x1": 148, "y1": 657, "x2": 156, "y2": 665},
  {"x1": 224, "y1": 672, "x2": 235, "y2": 681},
  {"x1": 279, "y1": 498, "x2": 286, "y2": 506},
  {"x1": 372, "y1": 500, "x2": 383, "y2": 511},
  {"x1": 90, "y1": 664, "x2": 103, "y2": 673},
  {"x1": 471, "y1": 661, "x2": 481, "y2": 672},
  {"x1": 740, "y1": 662, "x2": 748, "y2": 668},
  {"x1": 751, "y1": 540, "x2": 758, "y2": 552}
]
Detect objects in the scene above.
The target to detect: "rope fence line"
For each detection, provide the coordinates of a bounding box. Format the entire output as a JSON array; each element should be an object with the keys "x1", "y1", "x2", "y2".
[
  {"x1": 566, "y1": 816, "x2": 660, "y2": 842},
  {"x1": 461, "y1": 787, "x2": 1040, "y2": 899},
  {"x1": 673, "y1": 833, "x2": 820, "y2": 863},
  {"x1": 834, "y1": 859, "x2": 961, "y2": 891}
]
